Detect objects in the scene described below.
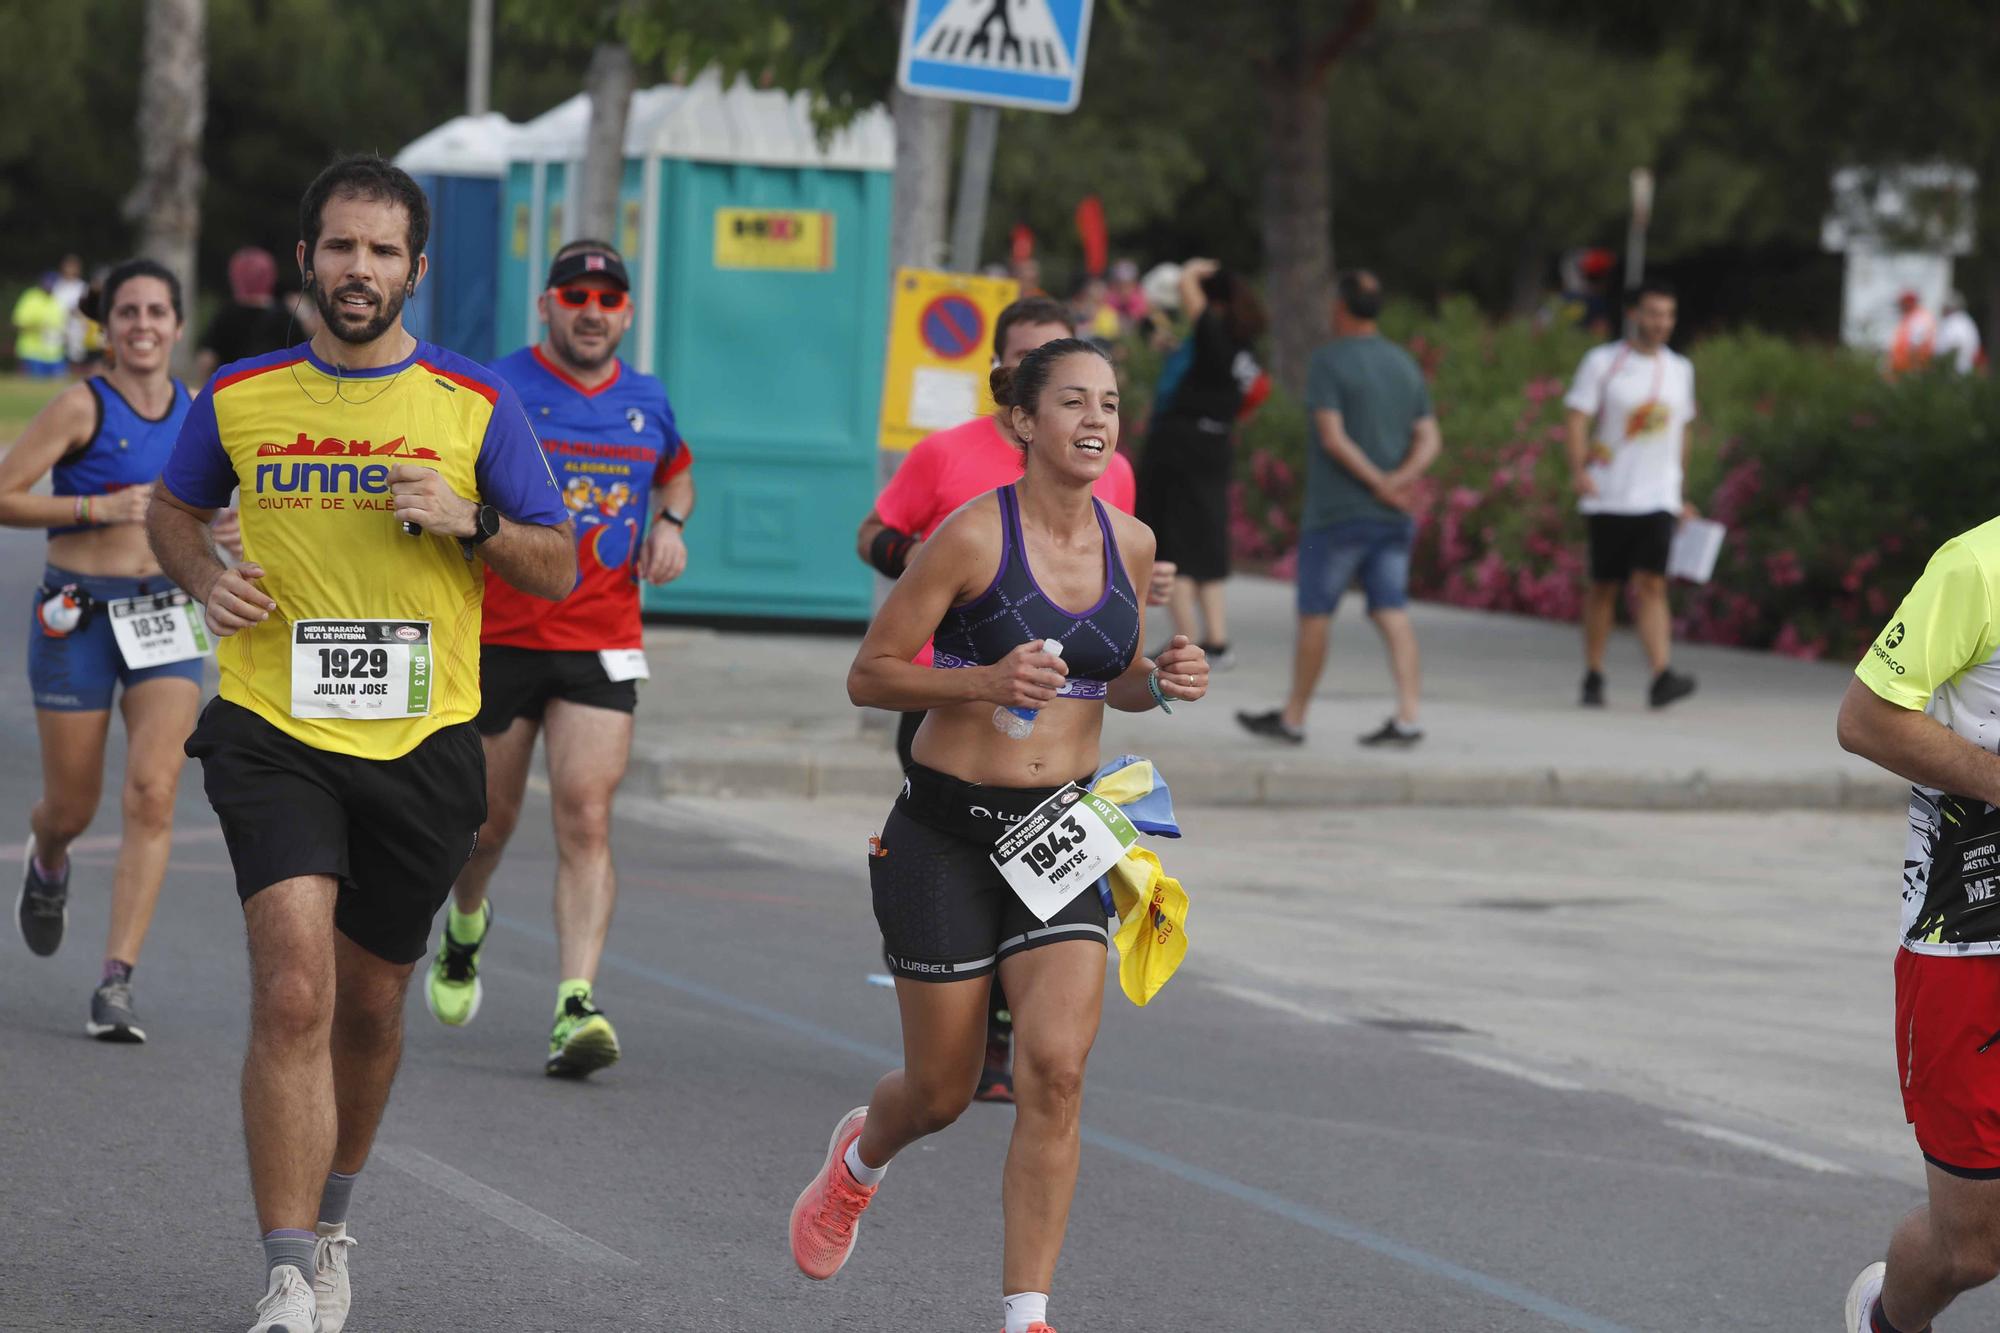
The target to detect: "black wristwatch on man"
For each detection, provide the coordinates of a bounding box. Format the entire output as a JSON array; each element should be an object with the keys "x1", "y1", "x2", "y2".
[{"x1": 458, "y1": 503, "x2": 501, "y2": 559}]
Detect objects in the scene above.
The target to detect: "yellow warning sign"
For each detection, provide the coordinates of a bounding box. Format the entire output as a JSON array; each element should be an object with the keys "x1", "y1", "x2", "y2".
[
  {"x1": 713, "y1": 209, "x2": 836, "y2": 271},
  {"x1": 878, "y1": 268, "x2": 1020, "y2": 453}
]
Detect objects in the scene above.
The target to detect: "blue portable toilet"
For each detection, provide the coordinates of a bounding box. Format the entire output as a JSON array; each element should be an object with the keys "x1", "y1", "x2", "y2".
[
  {"x1": 395, "y1": 112, "x2": 521, "y2": 365},
  {"x1": 498, "y1": 72, "x2": 896, "y2": 623}
]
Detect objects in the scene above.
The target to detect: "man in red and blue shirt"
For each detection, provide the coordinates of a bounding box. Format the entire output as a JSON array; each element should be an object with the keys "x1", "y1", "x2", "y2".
[{"x1": 424, "y1": 240, "x2": 694, "y2": 1078}]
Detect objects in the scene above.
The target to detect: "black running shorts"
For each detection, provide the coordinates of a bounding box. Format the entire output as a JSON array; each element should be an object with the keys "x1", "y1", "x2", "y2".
[
  {"x1": 870, "y1": 762, "x2": 1111, "y2": 982},
  {"x1": 475, "y1": 644, "x2": 638, "y2": 734},
  {"x1": 1586, "y1": 511, "x2": 1677, "y2": 584},
  {"x1": 185, "y1": 698, "x2": 487, "y2": 964}
]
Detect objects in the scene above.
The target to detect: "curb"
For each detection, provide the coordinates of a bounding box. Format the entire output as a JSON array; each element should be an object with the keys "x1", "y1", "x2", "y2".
[{"x1": 624, "y1": 740, "x2": 1907, "y2": 812}]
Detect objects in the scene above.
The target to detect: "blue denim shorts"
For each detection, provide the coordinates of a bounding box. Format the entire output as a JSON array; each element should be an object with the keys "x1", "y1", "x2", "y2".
[
  {"x1": 1296, "y1": 517, "x2": 1415, "y2": 616},
  {"x1": 28, "y1": 565, "x2": 207, "y2": 711}
]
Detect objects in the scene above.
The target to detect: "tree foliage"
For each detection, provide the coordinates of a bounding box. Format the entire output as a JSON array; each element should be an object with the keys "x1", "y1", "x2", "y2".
[{"x1": 8, "y1": 0, "x2": 2000, "y2": 343}]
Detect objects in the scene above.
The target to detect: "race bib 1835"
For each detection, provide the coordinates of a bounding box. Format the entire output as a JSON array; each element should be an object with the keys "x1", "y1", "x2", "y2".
[
  {"x1": 290, "y1": 619, "x2": 432, "y2": 720},
  {"x1": 108, "y1": 590, "x2": 210, "y2": 670}
]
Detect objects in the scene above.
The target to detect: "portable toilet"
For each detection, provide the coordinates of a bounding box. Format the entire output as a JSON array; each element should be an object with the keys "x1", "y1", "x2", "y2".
[
  {"x1": 395, "y1": 112, "x2": 521, "y2": 365},
  {"x1": 499, "y1": 71, "x2": 895, "y2": 623}
]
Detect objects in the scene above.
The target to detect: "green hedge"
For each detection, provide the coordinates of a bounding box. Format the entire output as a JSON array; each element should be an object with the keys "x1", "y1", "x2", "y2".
[{"x1": 1122, "y1": 300, "x2": 1998, "y2": 661}]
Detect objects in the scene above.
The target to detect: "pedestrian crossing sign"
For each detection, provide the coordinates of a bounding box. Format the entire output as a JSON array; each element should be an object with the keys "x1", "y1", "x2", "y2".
[{"x1": 898, "y1": 0, "x2": 1095, "y2": 113}]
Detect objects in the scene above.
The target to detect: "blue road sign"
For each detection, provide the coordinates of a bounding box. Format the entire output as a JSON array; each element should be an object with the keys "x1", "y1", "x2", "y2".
[
  {"x1": 920, "y1": 294, "x2": 985, "y2": 359},
  {"x1": 898, "y1": 0, "x2": 1095, "y2": 113}
]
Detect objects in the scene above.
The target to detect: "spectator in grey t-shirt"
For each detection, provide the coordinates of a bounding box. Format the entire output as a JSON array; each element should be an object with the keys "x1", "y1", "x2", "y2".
[{"x1": 1238, "y1": 271, "x2": 1441, "y2": 747}]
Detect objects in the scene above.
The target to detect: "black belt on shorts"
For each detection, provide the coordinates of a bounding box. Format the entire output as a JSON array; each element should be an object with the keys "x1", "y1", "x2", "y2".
[{"x1": 898, "y1": 761, "x2": 1095, "y2": 844}]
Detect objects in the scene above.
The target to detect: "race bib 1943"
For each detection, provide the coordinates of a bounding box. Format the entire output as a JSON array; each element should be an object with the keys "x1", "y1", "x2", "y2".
[
  {"x1": 290, "y1": 619, "x2": 432, "y2": 720},
  {"x1": 989, "y1": 784, "x2": 1138, "y2": 923}
]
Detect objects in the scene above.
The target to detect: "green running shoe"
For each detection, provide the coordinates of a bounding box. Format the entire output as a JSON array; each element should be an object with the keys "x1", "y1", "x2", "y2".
[
  {"x1": 424, "y1": 903, "x2": 490, "y2": 1028},
  {"x1": 546, "y1": 992, "x2": 620, "y2": 1079}
]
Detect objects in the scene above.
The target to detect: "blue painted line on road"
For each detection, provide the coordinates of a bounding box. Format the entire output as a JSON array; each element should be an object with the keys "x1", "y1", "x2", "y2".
[{"x1": 493, "y1": 916, "x2": 1635, "y2": 1333}]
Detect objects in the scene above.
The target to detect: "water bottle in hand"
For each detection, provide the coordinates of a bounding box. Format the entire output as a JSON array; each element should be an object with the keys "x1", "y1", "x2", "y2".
[{"x1": 994, "y1": 639, "x2": 1064, "y2": 739}]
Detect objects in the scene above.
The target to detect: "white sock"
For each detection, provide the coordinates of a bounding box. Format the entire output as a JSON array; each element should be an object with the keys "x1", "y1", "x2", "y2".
[
  {"x1": 842, "y1": 1139, "x2": 886, "y2": 1187},
  {"x1": 1003, "y1": 1291, "x2": 1049, "y2": 1333}
]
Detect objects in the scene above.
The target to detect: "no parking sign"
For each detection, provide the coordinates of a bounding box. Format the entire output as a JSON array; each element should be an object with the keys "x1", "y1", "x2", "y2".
[{"x1": 878, "y1": 268, "x2": 1019, "y2": 452}]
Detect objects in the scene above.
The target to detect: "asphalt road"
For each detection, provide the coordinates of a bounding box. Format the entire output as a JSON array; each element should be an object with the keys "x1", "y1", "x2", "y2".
[{"x1": 0, "y1": 529, "x2": 1981, "y2": 1333}]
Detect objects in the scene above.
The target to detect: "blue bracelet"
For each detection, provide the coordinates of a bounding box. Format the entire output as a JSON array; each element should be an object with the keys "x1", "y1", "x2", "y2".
[{"x1": 1146, "y1": 667, "x2": 1173, "y2": 714}]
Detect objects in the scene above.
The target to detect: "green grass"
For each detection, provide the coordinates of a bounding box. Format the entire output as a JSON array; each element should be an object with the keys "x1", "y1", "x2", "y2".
[{"x1": 0, "y1": 374, "x2": 63, "y2": 440}]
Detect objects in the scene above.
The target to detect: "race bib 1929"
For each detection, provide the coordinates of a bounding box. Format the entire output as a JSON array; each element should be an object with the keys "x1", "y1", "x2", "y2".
[
  {"x1": 290, "y1": 619, "x2": 432, "y2": 720},
  {"x1": 989, "y1": 784, "x2": 1138, "y2": 923}
]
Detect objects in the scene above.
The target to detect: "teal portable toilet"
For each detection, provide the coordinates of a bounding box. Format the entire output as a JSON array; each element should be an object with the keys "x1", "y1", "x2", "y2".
[
  {"x1": 394, "y1": 112, "x2": 521, "y2": 365},
  {"x1": 499, "y1": 73, "x2": 895, "y2": 623}
]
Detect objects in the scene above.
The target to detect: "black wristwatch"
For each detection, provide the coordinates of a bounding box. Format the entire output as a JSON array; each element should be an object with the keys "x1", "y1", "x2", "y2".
[
  {"x1": 458, "y1": 504, "x2": 501, "y2": 560},
  {"x1": 468, "y1": 503, "x2": 501, "y2": 545},
  {"x1": 656, "y1": 508, "x2": 687, "y2": 529}
]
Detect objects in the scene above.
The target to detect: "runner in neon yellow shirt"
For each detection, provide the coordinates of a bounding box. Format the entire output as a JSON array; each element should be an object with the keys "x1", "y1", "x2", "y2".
[{"x1": 1839, "y1": 516, "x2": 2000, "y2": 1333}]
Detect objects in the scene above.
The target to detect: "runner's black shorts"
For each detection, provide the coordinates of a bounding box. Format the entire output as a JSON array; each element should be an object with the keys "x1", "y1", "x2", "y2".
[
  {"x1": 185, "y1": 697, "x2": 487, "y2": 964},
  {"x1": 871, "y1": 762, "x2": 1111, "y2": 982},
  {"x1": 476, "y1": 644, "x2": 638, "y2": 734},
  {"x1": 1586, "y1": 511, "x2": 1677, "y2": 584}
]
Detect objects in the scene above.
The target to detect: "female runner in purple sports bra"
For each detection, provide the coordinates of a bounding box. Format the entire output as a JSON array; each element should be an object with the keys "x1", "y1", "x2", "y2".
[{"x1": 789, "y1": 338, "x2": 1209, "y2": 1333}]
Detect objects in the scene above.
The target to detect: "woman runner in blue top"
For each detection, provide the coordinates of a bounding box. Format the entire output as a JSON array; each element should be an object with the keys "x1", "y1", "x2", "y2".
[
  {"x1": 0, "y1": 258, "x2": 232, "y2": 1042},
  {"x1": 789, "y1": 339, "x2": 1209, "y2": 1333}
]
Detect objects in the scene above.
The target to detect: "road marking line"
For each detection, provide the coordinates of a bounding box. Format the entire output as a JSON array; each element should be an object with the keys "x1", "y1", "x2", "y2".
[
  {"x1": 1664, "y1": 1119, "x2": 1853, "y2": 1175},
  {"x1": 493, "y1": 916, "x2": 1635, "y2": 1333},
  {"x1": 1205, "y1": 981, "x2": 1351, "y2": 1025},
  {"x1": 376, "y1": 1144, "x2": 639, "y2": 1266},
  {"x1": 1431, "y1": 1049, "x2": 1587, "y2": 1093}
]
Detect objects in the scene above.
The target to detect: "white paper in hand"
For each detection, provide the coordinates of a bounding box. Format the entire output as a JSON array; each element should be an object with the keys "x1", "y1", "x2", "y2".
[{"x1": 1668, "y1": 518, "x2": 1726, "y2": 584}]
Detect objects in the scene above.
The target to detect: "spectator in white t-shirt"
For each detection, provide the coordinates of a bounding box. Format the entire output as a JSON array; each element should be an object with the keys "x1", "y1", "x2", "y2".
[
  {"x1": 1562, "y1": 280, "x2": 1698, "y2": 710},
  {"x1": 1935, "y1": 291, "x2": 1983, "y2": 376}
]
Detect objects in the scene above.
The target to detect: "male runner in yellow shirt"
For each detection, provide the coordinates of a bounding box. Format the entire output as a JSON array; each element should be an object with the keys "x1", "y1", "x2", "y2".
[{"x1": 147, "y1": 155, "x2": 574, "y2": 1333}]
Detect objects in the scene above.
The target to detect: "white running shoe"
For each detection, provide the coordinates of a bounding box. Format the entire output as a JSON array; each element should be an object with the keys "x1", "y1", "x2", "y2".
[
  {"x1": 1843, "y1": 1261, "x2": 1886, "y2": 1333},
  {"x1": 247, "y1": 1263, "x2": 316, "y2": 1333},
  {"x1": 314, "y1": 1221, "x2": 356, "y2": 1332}
]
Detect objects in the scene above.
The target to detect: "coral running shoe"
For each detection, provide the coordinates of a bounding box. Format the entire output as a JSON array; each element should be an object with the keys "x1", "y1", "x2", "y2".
[
  {"x1": 997, "y1": 1325, "x2": 1059, "y2": 1332},
  {"x1": 789, "y1": 1106, "x2": 876, "y2": 1280}
]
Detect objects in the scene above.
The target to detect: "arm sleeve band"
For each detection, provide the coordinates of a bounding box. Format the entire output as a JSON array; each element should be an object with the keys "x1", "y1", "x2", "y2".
[{"x1": 869, "y1": 526, "x2": 917, "y2": 579}]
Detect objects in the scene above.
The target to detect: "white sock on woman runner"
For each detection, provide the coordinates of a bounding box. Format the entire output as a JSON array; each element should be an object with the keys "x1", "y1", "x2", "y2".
[
  {"x1": 843, "y1": 1139, "x2": 887, "y2": 1187},
  {"x1": 1003, "y1": 1291, "x2": 1049, "y2": 1332}
]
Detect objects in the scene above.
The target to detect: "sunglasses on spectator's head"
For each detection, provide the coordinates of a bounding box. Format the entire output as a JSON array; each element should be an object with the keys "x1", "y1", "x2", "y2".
[{"x1": 553, "y1": 285, "x2": 627, "y2": 311}]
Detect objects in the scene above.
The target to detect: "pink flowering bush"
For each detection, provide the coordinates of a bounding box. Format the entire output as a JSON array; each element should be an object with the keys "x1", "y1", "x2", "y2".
[{"x1": 1205, "y1": 299, "x2": 2000, "y2": 661}]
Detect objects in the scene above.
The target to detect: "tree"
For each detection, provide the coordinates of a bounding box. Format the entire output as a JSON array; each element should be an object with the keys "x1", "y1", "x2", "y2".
[
  {"x1": 1126, "y1": 0, "x2": 1393, "y2": 393},
  {"x1": 579, "y1": 38, "x2": 639, "y2": 242},
  {"x1": 1324, "y1": 15, "x2": 1696, "y2": 315},
  {"x1": 125, "y1": 0, "x2": 206, "y2": 361}
]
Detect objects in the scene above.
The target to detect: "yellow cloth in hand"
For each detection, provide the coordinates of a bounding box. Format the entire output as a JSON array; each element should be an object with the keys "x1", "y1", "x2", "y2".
[{"x1": 1104, "y1": 846, "x2": 1189, "y2": 1007}]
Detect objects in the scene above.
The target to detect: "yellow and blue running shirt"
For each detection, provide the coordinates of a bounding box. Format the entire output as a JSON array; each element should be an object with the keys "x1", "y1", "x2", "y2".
[
  {"x1": 162, "y1": 341, "x2": 566, "y2": 761},
  {"x1": 1857, "y1": 516, "x2": 2000, "y2": 954}
]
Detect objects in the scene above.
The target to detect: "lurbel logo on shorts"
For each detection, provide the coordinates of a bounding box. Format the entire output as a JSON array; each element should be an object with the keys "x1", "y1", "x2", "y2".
[{"x1": 251, "y1": 434, "x2": 440, "y2": 512}]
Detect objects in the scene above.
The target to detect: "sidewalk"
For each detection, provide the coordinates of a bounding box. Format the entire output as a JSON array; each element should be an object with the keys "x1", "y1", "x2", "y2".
[{"x1": 627, "y1": 576, "x2": 1904, "y2": 810}]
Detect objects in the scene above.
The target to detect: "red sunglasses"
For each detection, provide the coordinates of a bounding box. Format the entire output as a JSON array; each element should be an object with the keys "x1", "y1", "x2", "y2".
[{"x1": 552, "y1": 285, "x2": 628, "y2": 311}]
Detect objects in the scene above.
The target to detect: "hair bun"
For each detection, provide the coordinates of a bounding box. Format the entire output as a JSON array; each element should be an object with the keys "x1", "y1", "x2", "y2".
[
  {"x1": 988, "y1": 363, "x2": 1014, "y2": 408},
  {"x1": 76, "y1": 289, "x2": 104, "y2": 324}
]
